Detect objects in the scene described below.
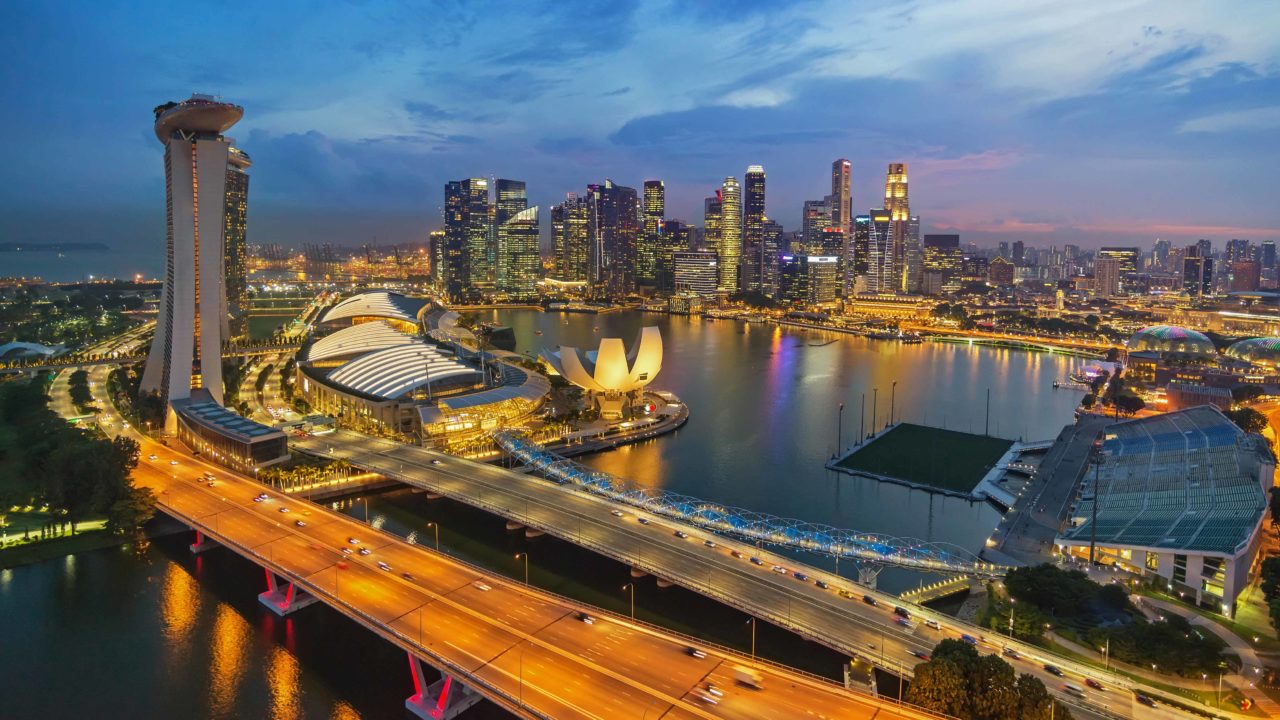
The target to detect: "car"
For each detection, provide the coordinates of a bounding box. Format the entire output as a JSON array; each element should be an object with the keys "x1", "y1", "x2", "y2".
[
  {"x1": 294, "y1": 520, "x2": 306, "y2": 527},
  {"x1": 895, "y1": 617, "x2": 911, "y2": 627},
  {"x1": 1002, "y1": 647, "x2": 1020, "y2": 660},
  {"x1": 348, "y1": 537, "x2": 360, "y2": 544},
  {"x1": 358, "y1": 547, "x2": 371, "y2": 556},
  {"x1": 704, "y1": 682, "x2": 724, "y2": 698},
  {"x1": 147, "y1": 454, "x2": 158, "y2": 461},
  {"x1": 473, "y1": 581, "x2": 492, "y2": 591},
  {"x1": 336, "y1": 561, "x2": 348, "y2": 569},
  {"x1": 704, "y1": 540, "x2": 717, "y2": 548},
  {"x1": 960, "y1": 634, "x2": 978, "y2": 645},
  {"x1": 674, "y1": 530, "x2": 688, "y2": 539},
  {"x1": 696, "y1": 691, "x2": 719, "y2": 705},
  {"x1": 377, "y1": 561, "x2": 391, "y2": 571},
  {"x1": 341, "y1": 547, "x2": 353, "y2": 555},
  {"x1": 862, "y1": 595, "x2": 878, "y2": 606},
  {"x1": 1134, "y1": 693, "x2": 1156, "y2": 707},
  {"x1": 749, "y1": 556, "x2": 763, "y2": 565},
  {"x1": 577, "y1": 612, "x2": 594, "y2": 624},
  {"x1": 637, "y1": 517, "x2": 650, "y2": 525},
  {"x1": 253, "y1": 497, "x2": 264, "y2": 503},
  {"x1": 685, "y1": 646, "x2": 707, "y2": 659},
  {"x1": 169, "y1": 460, "x2": 178, "y2": 465},
  {"x1": 1043, "y1": 664, "x2": 1064, "y2": 677},
  {"x1": 206, "y1": 480, "x2": 216, "y2": 487},
  {"x1": 402, "y1": 572, "x2": 415, "y2": 581},
  {"x1": 838, "y1": 589, "x2": 856, "y2": 599},
  {"x1": 611, "y1": 510, "x2": 624, "y2": 517},
  {"x1": 924, "y1": 619, "x2": 941, "y2": 630},
  {"x1": 911, "y1": 651, "x2": 931, "y2": 661},
  {"x1": 1062, "y1": 683, "x2": 1085, "y2": 697},
  {"x1": 815, "y1": 580, "x2": 829, "y2": 589},
  {"x1": 277, "y1": 507, "x2": 289, "y2": 513},
  {"x1": 430, "y1": 459, "x2": 442, "y2": 465},
  {"x1": 1085, "y1": 678, "x2": 1104, "y2": 691},
  {"x1": 731, "y1": 550, "x2": 744, "y2": 559},
  {"x1": 893, "y1": 606, "x2": 911, "y2": 619},
  {"x1": 771, "y1": 565, "x2": 786, "y2": 574}
]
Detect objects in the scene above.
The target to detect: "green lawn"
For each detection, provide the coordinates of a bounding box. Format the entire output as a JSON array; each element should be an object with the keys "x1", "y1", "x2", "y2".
[{"x1": 834, "y1": 423, "x2": 1013, "y2": 493}]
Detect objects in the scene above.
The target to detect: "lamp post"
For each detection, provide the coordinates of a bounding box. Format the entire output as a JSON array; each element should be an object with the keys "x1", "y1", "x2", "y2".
[
  {"x1": 1101, "y1": 637, "x2": 1110, "y2": 671},
  {"x1": 859, "y1": 393, "x2": 866, "y2": 445},
  {"x1": 622, "y1": 583, "x2": 635, "y2": 619},
  {"x1": 515, "y1": 552, "x2": 529, "y2": 585},
  {"x1": 747, "y1": 617, "x2": 757, "y2": 663},
  {"x1": 890, "y1": 381, "x2": 897, "y2": 428},
  {"x1": 836, "y1": 402, "x2": 844, "y2": 457},
  {"x1": 426, "y1": 522, "x2": 439, "y2": 551},
  {"x1": 1008, "y1": 598, "x2": 1015, "y2": 638}
]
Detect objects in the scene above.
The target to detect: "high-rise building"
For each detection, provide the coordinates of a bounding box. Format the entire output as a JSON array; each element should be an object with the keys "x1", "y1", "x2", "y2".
[
  {"x1": 802, "y1": 199, "x2": 831, "y2": 253},
  {"x1": 777, "y1": 255, "x2": 809, "y2": 305},
  {"x1": 761, "y1": 218, "x2": 784, "y2": 297},
  {"x1": 806, "y1": 256, "x2": 840, "y2": 305},
  {"x1": 718, "y1": 177, "x2": 742, "y2": 293},
  {"x1": 1098, "y1": 247, "x2": 1140, "y2": 289},
  {"x1": 428, "y1": 230, "x2": 445, "y2": 285},
  {"x1": 657, "y1": 219, "x2": 689, "y2": 293},
  {"x1": 497, "y1": 206, "x2": 540, "y2": 297},
  {"x1": 866, "y1": 208, "x2": 894, "y2": 293},
  {"x1": 1153, "y1": 239, "x2": 1171, "y2": 272},
  {"x1": 904, "y1": 215, "x2": 922, "y2": 292},
  {"x1": 1183, "y1": 245, "x2": 1214, "y2": 296},
  {"x1": 587, "y1": 180, "x2": 639, "y2": 296},
  {"x1": 221, "y1": 146, "x2": 251, "y2": 339},
  {"x1": 883, "y1": 164, "x2": 909, "y2": 291},
  {"x1": 1196, "y1": 238, "x2": 1213, "y2": 260},
  {"x1": 988, "y1": 256, "x2": 1015, "y2": 285},
  {"x1": 1262, "y1": 241, "x2": 1277, "y2": 271},
  {"x1": 637, "y1": 180, "x2": 665, "y2": 287},
  {"x1": 442, "y1": 181, "x2": 468, "y2": 299},
  {"x1": 551, "y1": 194, "x2": 591, "y2": 282},
  {"x1": 742, "y1": 166, "x2": 767, "y2": 294},
  {"x1": 1229, "y1": 260, "x2": 1261, "y2": 292},
  {"x1": 1012, "y1": 240, "x2": 1025, "y2": 265},
  {"x1": 141, "y1": 95, "x2": 247, "y2": 422},
  {"x1": 703, "y1": 194, "x2": 722, "y2": 257},
  {"x1": 673, "y1": 250, "x2": 719, "y2": 297},
  {"x1": 922, "y1": 234, "x2": 962, "y2": 294},
  {"x1": 1094, "y1": 256, "x2": 1123, "y2": 297},
  {"x1": 830, "y1": 159, "x2": 852, "y2": 237},
  {"x1": 850, "y1": 214, "x2": 870, "y2": 294},
  {"x1": 1226, "y1": 238, "x2": 1251, "y2": 263},
  {"x1": 441, "y1": 178, "x2": 490, "y2": 299},
  {"x1": 998, "y1": 241, "x2": 1010, "y2": 259},
  {"x1": 494, "y1": 179, "x2": 528, "y2": 290}
]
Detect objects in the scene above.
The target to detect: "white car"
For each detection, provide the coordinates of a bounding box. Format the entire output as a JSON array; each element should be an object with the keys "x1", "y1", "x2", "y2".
[
  {"x1": 147, "y1": 454, "x2": 158, "y2": 461},
  {"x1": 169, "y1": 460, "x2": 178, "y2": 466},
  {"x1": 473, "y1": 581, "x2": 492, "y2": 592}
]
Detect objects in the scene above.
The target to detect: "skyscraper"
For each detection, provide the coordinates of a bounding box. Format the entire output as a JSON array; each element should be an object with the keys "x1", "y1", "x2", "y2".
[
  {"x1": 718, "y1": 177, "x2": 742, "y2": 293},
  {"x1": 742, "y1": 166, "x2": 767, "y2": 294},
  {"x1": 657, "y1": 219, "x2": 689, "y2": 294},
  {"x1": 703, "y1": 194, "x2": 723, "y2": 259},
  {"x1": 831, "y1": 159, "x2": 852, "y2": 237},
  {"x1": 494, "y1": 179, "x2": 528, "y2": 290},
  {"x1": 1012, "y1": 240, "x2": 1025, "y2": 265},
  {"x1": 587, "y1": 180, "x2": 639, "y2": 296},
  {"x1": 221, "y1": 147, "x2": 251, "y2": 339},
  {"x1": 1262, "y1": 240, "x2": 1277, "y2": 271},
  {"x1": 922, "y1": 234, "x2": 962, "y2": 295},
  {"x1": 673, "y1": 250, "x2": 719, "y2": 297},
  {"x1": 141, "y1": 95, "x2": 246, "y2": 422},
  {"x1": 497, "y1": 206, "x2": 540, "y2": 297},
  {"x1": 1153, "y1": 239, "x2": 1171, "y2": 272},
  {"x1": 1094, "y1": 256, "x2": 1123, "y2": 297},
  {"x1": 850, "y1": 214, "x2": 871, "y2": 294},
  {"x1": 637, "y1": 180, "x2": 665, "y2": 287},
  {"x1": 551, "y1": 194, "x2": 591, "y2": 282},
  {"x1": 1183, "y1": 244, "x2": 1214, "y2": 296},
  {"x1": 441, "y1": 181, "x2": 469, "y2": 299},
  {"x1": 866, "y1": 208, "x2": 894, "y2": 293},
  {"x1": 802, "y1": 199, "x2": 831, "y2": 253},
  {"x1": 883, "y1": 164, "x2": 909, "y2": 291},
  {"x1": 464, "y1": 178, "x2": 492, "y2": 289}
]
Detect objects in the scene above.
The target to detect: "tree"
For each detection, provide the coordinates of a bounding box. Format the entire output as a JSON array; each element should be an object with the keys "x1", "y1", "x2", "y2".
[
  {"x1": 1271, "y1": 489, "x2": 1280, "y2": 526},
  {"x1": 1114, "y1": 393, "x2": 1145, "y2": 417},
  {"x1": 907, "y1": 640, "x2": 1072, "y2": 720},
  {"x1": 1233, "y1": 385, "x2": 1265, "y2": 404},
  {"x1": 1080, "y1": 394, "x2": 1095, "y2": 409},
  {"x1": 1227, "y1": 408, "x2": 1268, "y2": 435},
  {"x1": 106, "y1": 486, "x2": 156, "y2": 534}
]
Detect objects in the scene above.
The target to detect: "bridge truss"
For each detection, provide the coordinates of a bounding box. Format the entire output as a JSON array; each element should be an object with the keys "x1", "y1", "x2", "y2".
[{"x1": 492, "y1": 431, "x2": 1014, "y2": 579}]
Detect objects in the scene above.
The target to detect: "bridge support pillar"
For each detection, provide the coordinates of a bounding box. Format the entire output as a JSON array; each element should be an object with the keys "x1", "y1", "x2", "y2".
[
  {"x1": 189, "y1": 529, "x2": 218, "y2": 554},
  {"x1": 258, "y1": 568, "x2": 318, "y2": 616},
  {"x1": 629, "y1": 567, "x2": 648, "y2": 578},
  {"x1": 857, "y1": 566, "x2": 881, "y2": 590},
  {"x1": 405, "y1": 653, "x2": 483, "y2": 720}
]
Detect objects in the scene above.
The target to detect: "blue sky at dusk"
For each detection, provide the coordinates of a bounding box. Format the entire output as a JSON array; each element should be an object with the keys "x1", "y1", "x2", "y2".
[{"x1": 2, "y1": 0, "x2": 1278, "y2": 255}]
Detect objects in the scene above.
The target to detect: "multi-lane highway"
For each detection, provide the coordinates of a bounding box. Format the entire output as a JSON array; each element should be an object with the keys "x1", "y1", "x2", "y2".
[
  {"x1": 297, "y1": 430, "x2": 1223, "y2": 720},
  {"x1": 67, "y1": 367, "x2": 943, "y2": 720}
]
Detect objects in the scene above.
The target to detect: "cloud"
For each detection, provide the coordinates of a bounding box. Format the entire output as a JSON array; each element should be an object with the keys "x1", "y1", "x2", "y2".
[{"x1": 1179, "y1": 106, "x2": 1280, "y2": 133}]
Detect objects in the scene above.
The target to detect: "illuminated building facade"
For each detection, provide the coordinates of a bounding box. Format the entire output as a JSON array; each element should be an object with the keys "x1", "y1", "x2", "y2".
[
  {"x1": 717, "y1": 177, "x2": 742, "y2": 293},
  {"x1": 850, "y1": 214, "x2": 870, "y2": 294},
  {"x1": 922, "y1": 234, "x2": 962, "y2": 295},
  {"x1": 657, "y1": 219, "x2": 689, "y2": 293},
  {"x1": 588, "y1": 180, "x2": 639, "y2": 296},
  {"x1": 865, "y1": 208, "x2": 894, "y2": 293},
  {"x1": 497, "y1": 206, "x2": 540, "y2": 297},
  {"x1": 442, "y1": 178, "x2": 490, "y2": 299},
  {"x1": 802, "y1": 198, "x2": 831, "y2": 253},
  {"x1": 141, "y1": 95, "x2": 247, "y2": 424},
  {"x1": 1183, "y1": 245, "x2": 1214, "y2": 296},
  {"x1": 883, "y1": 163, "x2": 909, "y2": 291},
  {"x1": 742, "y1": 166, "x2": 767, "y2": 294},
  {"x1": 830, "y1": 158, "x2": 852, "y2": 237},
  {"x1": 222, "y1": 147, "x2": 251, "y2": 339},
  {"x1": 494, "y1": 179, "x2": 527, "y2": 291},
  {"x1": 1094, "y1": 256, "x2": 1123, "y2": 297},
  {"x1": 551, "y1": 193, "x2": 591, "y2": 282},
  {"x1": 673, "y1": 250, "x2": 718, "y2": 297},
  {"x1": 703, "y1": 194, "x2": 722, "y2": 261},
  {"x1": 637, "y1": 180, "x2": 664, "y2": 287}
]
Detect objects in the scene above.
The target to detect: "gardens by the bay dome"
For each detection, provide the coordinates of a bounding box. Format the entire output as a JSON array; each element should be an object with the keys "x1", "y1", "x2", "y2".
[
  {"x1": 1125, "y1": 325, "x2": 1217, "y2": 356},
  {"x1": 1224, "y1": 337, "x2": 1280, "y2": 367}
]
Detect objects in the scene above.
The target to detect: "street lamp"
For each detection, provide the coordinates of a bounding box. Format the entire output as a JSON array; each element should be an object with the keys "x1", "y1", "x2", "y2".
[
  {"x1": 1008, "y1": 598, "x2": 1015, "y2": 638},
  {"x1": 836, "y1": 402, "x2": 844, "y2": 457},
  {"x1": 622, "y1": 583, "x2": 635, "y2": 619},
  {"x1": 426, "y1": 522, "x2": 440, "y2": 551},
  {"x1": 746, "y1": 617, "x2": 757, "y2": 663},
  {"x1": 515, "y1": 552, "x2": 529, "y2": 585}
]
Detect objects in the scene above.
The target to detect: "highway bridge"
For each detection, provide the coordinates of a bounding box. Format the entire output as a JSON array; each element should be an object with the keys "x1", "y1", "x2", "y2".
[
  {"x1": 0, "y1": 342, "x2": 302, "y2": 374},
  {"x1": 79, "y1": 375, "x2": 940, "y2": 720}
]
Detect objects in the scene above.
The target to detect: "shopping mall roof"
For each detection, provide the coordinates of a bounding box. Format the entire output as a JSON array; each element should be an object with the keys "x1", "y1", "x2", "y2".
[
  {"x1": 304, "y1": 320, "x2": 417, "y2": 362},
  {"x1": 326, "y1": 341, "x2": 478, "y2": 399},
  {"x1": 1125, "y1": 325, "x2": 1217, "y2": 356},
  {"x1": 1224, "y1": 337, "x2": 1280, "y2": 367},
  {"x1": 318, "y1": 290, "x2": 428, "y2": 326},
  {"x1": 1058, "y1": 406, "x2": 1270, "y2": 556},
  {"x1": 173, "y1": 397, "x2": 285, "y2": 443}
]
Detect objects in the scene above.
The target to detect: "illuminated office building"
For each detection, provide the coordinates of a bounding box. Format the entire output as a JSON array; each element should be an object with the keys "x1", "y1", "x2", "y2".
[
  {"x1": 222, "y1": 147, "x2": 251, "y2": 339},
  {"x1": 494, "y1": 179, "x2": 527, "y2": 291},
  {"x1": 849, "y1": 214, "x2": 870, "y2": 294},
  {"x1": 657, "y1": 219, "x2": 689, "y2": 293},
  {"x1": 742, "y1": 166, "x2": 767, "y2": 294},
  {"x1": 587, "y1": 180, "x2": 639, "y2": 296},
  {"x1": 831, "y1": 159, "x2": 852, "y2": 237},
  {"x1": 922, "y1": 234, "x2": 962, "y2": 294},
  {"x1": 703, "y1": 194, "x2": 722, "y2": 256},
  {"x1": 673, "y1": 250, "x2": 719, "y2": 297},
  {"x1": 637, "y1": 180, "x2": 665, "y2": 287},
  {"x1": 1099, "y1": 246, "x2": 1140, "y2": 275},
  {"x1": 1095, "y1": 256, "x2": 1123, "y2": 297},
  {"x1": 141, "y1": 95, "x2": 246, "y2": 423},
  {"x1": 802, "y1": 198, "x2": 831, "y2": 253},
  {"x1": 1184, "y1": 245, "x2": 1214, "y2": 296},
  {"x1": 497, "y1": 206, "x2": 540, "y2": 297},
  {"x1": 717, "y1": 177, "x2": 742, "y2": 293},
  {"x1": 552, "y1": 194, "x2": 591, "y2": 282},
  {"x1": 883, "y1": 164, "x2": 909, "y2": 291},
  {"x1": 442, "y1": 178, "x2": 490, "y2": 297},
  {"x1": 865, "y1": 208, "x2": 894, "y2": 293}
]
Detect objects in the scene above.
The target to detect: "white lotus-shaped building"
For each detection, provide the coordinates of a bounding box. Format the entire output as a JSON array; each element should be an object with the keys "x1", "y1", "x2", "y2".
[{"x1": 541, "y1": 327, "x2": 662, "y2": 417}]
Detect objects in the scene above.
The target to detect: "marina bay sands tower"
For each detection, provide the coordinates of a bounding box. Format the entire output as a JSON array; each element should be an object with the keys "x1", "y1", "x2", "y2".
[{"x1": 141, "y1": 95, "x2": 249, "y2": 424}]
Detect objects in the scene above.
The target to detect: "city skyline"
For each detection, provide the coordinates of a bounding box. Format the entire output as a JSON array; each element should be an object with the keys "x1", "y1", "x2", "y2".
[{"x1": 3, "y1": 1, "x2": 1279, "y2": 258}]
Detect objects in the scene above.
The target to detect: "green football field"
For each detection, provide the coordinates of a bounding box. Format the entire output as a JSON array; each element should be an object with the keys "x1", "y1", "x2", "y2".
[{"x1": 834, "y1": 423, "x2": 1013, "y2": 493}]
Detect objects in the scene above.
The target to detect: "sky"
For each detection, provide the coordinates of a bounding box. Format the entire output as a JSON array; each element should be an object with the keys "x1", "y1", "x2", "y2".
[{"x1": 2, "y1": 0, "x2": 1279, "y2": 259}]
